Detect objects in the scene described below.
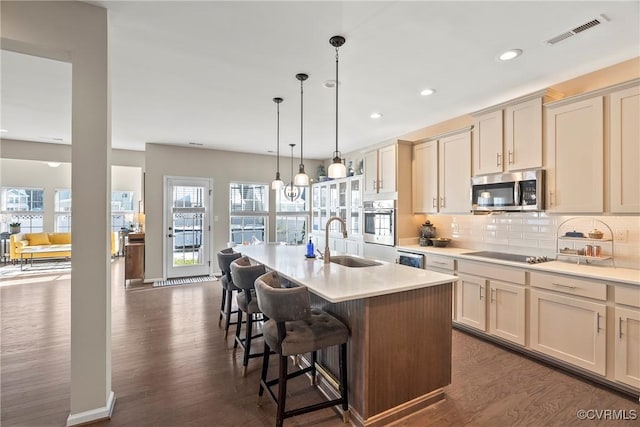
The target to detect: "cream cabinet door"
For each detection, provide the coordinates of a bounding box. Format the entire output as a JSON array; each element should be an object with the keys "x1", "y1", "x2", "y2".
[
  {"x1": 505, "y1": 97, "x2": 542, "y2": 171},
  {"x1": 489, "y1": 281, "x2": 526, "y2": 346},
  {"x1": 615, "y1": 306, "x2": 640, "y2": 388},
  {"x1": 544, "y1": 96, "x2": 603, "y2": 213},
  {"x1": 610, "y1": 85, "x2": 640, "y2": 213},
  {"x1": 473, "y1": 110, "x2": 503, "y2": 175},
  {"x1": 439, "y1": 131, "x2": 471, "y2": 213},
  {"x1": 377, "y1": 144, "x2": 396, "y2": 193},
  {"x1": 363, "y1": 150, "x2": 379, "y2": 195},
  {"x1": 530, "y1": 289, "x2": 606, "y2": 375},
  {"x1": 456, "y1": 273, "x2": 487, "y2": 332},
  {"x1": 412, "y1": 141, "x2": 438, "y2": 213}
]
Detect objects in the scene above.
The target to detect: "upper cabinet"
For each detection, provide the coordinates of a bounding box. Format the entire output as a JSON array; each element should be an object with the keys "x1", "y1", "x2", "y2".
[
  {"x1": 413, "y1": 128, "x2": 471, "y2": 214},
  {"x1": 545, "y1": 95, "x2": 604, "y2": 213},
  {"x1": 439, "y1": 130, "x2": 471, "y2": 213},
  {"x1": 472, "y1": 91, "x2": 544, "y2": 176},
  {"x1": 364, "y1": 144, "x2": 397, "y2": 195},
  {"x1": 472, "y1": 109, "x2": 503, "y2": 175},
  {"x1": 610, "y1": 84, "x2": 640, "y2": 213}
]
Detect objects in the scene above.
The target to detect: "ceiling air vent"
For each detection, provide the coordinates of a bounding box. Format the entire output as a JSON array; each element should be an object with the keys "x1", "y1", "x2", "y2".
[{"x1": 545, "y1": 14, "x2": 609, "y2": 46}]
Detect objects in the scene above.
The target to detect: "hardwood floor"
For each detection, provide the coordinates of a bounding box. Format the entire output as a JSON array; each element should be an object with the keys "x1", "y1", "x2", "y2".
[{"x1": 1, "y1": 259, "x2": 637, "y2": 426}]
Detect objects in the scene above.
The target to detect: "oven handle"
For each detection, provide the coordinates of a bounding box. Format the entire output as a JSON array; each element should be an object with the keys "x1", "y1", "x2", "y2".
[{"x1": 364, "y1": 209, "x2": 395, "y2": 214}]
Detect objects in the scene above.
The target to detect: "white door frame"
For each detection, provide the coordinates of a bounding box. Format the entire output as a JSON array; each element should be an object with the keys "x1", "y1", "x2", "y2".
[{"x1": 163, "y1": 176, "x2": 213, "y2": 279}]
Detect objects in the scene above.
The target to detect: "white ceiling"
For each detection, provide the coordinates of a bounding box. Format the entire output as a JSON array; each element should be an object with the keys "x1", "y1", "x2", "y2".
[{"x1": 1, "y1": 1, "x2": 639, "y2": 159}]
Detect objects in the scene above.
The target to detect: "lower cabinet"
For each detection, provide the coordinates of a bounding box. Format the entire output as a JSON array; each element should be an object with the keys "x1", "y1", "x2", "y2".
[
  {"x1": 529, "y1": 288, "x2": 607, "y2": 375},
  {"x1": 614, "y1": 285, "x2": 640, "y2": 388},
  {"x1": 456, "y1": 273, "x2": 487, "y2": 331},
  {"x1": 489, "y1": 280, "x2": 526, "y2": 346}
]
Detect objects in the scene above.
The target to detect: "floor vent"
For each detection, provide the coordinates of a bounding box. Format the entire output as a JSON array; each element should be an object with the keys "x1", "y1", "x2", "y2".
[{"x1": 545, "y1": 15, "x2": 608, "y2": 46}]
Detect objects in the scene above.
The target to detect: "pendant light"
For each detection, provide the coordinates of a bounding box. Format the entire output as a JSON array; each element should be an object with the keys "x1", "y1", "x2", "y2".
[
  {"x1": 284, "y1": 143, "x2": 300, "y2": 201},
  {"x1": 293, "y1": 73, "x2": 310, "y2": 186},
  {"x1": 327, "y1": 35, "x2": 347, "y2": 179},
  {"x1": 271, "y1": 97, "x2": 284, "y2": 190}
]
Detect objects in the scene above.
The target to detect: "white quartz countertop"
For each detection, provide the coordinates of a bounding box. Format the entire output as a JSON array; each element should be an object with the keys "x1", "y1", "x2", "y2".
[
  {"x1": 236, "y1": 244, "x2": 457, "y2": 303},
  {"x1": 396, "y1": 244, "x2": 640, "y2": 286}
]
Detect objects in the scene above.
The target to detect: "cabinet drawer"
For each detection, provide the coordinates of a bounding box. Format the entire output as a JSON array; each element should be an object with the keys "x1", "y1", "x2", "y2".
[
  {"x1": 615, "y1": 285, "x2": 640, "y2": 308},
  {"x1": 458, "y1": 260, "x2": 525, "y2": 285},
  {"x1": 530, "y1": 271, "x2": 606, "y2": 301},
  {"x1": 426, "y1": 255, "x2": 454, "y2": 271}
]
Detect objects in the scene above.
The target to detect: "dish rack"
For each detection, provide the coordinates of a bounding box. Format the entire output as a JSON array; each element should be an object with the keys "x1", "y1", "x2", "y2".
[{"x1": 556, "y1": 218, "x2": 615, "y2": 267}]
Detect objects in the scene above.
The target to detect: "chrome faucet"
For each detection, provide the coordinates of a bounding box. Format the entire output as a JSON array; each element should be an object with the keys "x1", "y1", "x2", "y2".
[{"x1": 324, "y1": 216, "x2": 348, "y2": 264}]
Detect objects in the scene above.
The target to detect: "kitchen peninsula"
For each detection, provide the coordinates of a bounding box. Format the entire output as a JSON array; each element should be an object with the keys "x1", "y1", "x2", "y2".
[{"x1": 238, "y1": 244, "x2": 457, "y2": 427}]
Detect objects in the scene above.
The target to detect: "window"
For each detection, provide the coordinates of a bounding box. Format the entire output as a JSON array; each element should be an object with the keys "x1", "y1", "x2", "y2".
[
  {"x1": 54, "y1": 189, "x2": 72, "y2": 232},
  {"x1": 229, "y1": 183, "x2": 268, "y2": 244},
  {"x1": 111, "y1": 191, "x2": 135, "y2": 232},
  {"x1": 1, "y1": 187, "x2": 45, "y2": 233},
  {"x1": 275, "y1": 185, "x2": 309, "y2": 245}
]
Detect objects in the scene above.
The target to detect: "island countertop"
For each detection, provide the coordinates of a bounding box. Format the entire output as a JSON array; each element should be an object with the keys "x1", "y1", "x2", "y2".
[{"x1": 236, "y1": 244, "x2": 457, "y2": 303}]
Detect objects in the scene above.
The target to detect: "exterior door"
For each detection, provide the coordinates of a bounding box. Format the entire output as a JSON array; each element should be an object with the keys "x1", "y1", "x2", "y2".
[{"x1": 164, "y1": 177, "x2": 212, "y2": 278}]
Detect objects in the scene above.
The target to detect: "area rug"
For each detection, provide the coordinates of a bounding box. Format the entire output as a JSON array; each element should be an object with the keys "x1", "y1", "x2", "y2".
[
  {"x1": 0, "y1": 260, "x2": 71, "y2": 279},
  {"x1": 153, "y1": 275, "x2": 216, "y2": 287}
]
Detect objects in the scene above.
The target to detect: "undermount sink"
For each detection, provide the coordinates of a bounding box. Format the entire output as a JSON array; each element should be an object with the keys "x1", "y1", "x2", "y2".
[{"x1": 330, "y1": 255, "x2": 382, "y2": 268}]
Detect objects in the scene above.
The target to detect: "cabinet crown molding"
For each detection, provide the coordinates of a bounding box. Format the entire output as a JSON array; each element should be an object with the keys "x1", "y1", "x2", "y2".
[
  {"x1": 416, "y1": 126, "x2": 473, "y2": 144},
  {"x1": 471, "y1": 89, "x2": 550, "y2": 117},
  {"x1": 544, "y1": 78, "x2": 640, "y2": 109}
]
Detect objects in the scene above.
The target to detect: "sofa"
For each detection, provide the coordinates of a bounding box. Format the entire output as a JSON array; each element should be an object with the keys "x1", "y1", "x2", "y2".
[{"x1": 10, "y1": 232, "x2": 72, "y2": 263}]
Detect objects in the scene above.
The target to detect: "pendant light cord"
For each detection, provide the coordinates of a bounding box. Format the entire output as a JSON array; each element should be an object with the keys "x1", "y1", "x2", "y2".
[
  {"x1": 300, "y1": 78, "x2": 304, "y2": 165},
  {"x1": 335, "y1": 46, "x2": 339, "y2": 155},
  {"x1": 276, "y1": 101, "x2": 280, "y2": 173}
]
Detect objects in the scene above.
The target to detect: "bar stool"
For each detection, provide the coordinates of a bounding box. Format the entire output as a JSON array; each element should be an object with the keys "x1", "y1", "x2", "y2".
[
  {"x1": 230, "y1": 256, "x2": 267, "y2": 376},
  {"x1": 216, "y1": 248, "x2": 242, "y2": 338},
  {"x1": 254, "y1": 271, "x2": 349, "y2": 427}
]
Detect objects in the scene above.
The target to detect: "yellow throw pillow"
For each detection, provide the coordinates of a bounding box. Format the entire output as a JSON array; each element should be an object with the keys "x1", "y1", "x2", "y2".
[
  {"x1": 27, "y1": 232, "x2": 51, "y2": 246},
  {"x1": 49, "y1": 233, "x2": 71, "y2": 244}
]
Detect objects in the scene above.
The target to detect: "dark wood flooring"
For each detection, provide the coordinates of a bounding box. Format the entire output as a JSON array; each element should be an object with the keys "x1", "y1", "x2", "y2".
[{"x1": 1, "y1": 259, "x2": 637, "y2": 426}]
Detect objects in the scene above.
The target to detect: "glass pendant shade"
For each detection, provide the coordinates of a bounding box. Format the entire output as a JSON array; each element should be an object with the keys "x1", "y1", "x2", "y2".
[
  {"x1": 271, "y1": 172, "x2": 284, "y2": 190},
  {"x1": 294, "y1": 169, "x2": 309, "y2": 186},
  {"x1": 328, "y1": 158, "x2": 347, "y2": 179},
  {"x1": 294, "y1": 73, "x2": 309, "y2": 186}
]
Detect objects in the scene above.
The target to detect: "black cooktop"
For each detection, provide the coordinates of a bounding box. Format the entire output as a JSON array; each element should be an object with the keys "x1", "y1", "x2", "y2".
[{"x1": 465, "y1": 251, "x2": 550, "y2": 264}]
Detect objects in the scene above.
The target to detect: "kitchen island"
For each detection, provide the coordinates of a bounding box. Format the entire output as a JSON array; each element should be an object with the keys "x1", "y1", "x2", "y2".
[{"x1": 237, "y1": 244, "x2": 457, "y2": 427}]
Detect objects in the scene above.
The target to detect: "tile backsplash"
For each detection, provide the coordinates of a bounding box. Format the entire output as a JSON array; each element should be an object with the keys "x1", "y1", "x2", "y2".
[{"x1": 423, "y1": 213, "x2": 640, "y2": 269}]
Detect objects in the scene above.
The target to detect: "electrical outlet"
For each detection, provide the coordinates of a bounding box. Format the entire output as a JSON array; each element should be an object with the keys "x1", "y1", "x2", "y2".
[
  {"x1": 614, "y1": 229, "x2": 627, "y2": 242},
  {"x1": 452, "y1": 223, "x2": 460, "y2": 233}
]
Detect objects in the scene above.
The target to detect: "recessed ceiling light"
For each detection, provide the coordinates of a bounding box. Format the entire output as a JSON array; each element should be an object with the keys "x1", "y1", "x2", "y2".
[
  {"x1": 370, "y1": 112, "x2": 383, "y2": 119},
  {"x1": 420, "y1": 88, "x2": 436, "y2": 96},
  {"x1": 498, "y1": 49, "x2": 523, "y2": 61},
  {"x1": 0, "y1": 129, "x2": 8, "y2": 133}
]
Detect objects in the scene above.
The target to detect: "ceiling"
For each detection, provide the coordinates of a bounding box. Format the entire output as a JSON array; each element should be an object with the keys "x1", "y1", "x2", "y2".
[{"x1": 1, "y1": 1, "x2": 639, "y2": 160}]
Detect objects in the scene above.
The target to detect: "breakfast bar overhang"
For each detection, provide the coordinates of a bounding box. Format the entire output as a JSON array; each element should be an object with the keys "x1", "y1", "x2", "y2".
[{"x1": 238, "y1": 244, "x2": 456, "y2": 427}]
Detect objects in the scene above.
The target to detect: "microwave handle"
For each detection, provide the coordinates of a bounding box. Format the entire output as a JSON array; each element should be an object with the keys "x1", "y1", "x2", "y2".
[{"x1": 514, "y1": 180, "x2": 520, "y2": 206}]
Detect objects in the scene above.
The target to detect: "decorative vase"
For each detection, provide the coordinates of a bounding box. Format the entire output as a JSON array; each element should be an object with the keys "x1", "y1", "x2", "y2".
[{"x1": 10, "y1": 226, "x2": 20, "y2": 234}]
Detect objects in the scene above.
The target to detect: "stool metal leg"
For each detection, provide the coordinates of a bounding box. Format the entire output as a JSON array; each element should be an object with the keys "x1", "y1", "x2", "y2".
[
  {"x1": 276, "y1": 354, "x2": 288, "y2": 427},
  {"x1": 257, "y1": 342, "x2": 270, "y2": 405},
  {"x1": 340, "y1": 342, "x2": 349, "y2": 423},
  {"x1": 224, "y1": 288, "x2": 235, "y2": 338},
  {"x1": 218, "y1": 287, "x2": 227, "y2": 327},
  {"x1": 234, "y1": 310, "x2": 243, "y2": 348},
  {"x1": 242, "y1": 313, "x2": 254, "y2": 377}
]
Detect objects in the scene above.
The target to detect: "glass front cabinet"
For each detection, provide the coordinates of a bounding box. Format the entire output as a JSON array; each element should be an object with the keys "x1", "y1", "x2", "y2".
[{"x1": 311, "y1": 176, "x2": 363, "y2": 255}]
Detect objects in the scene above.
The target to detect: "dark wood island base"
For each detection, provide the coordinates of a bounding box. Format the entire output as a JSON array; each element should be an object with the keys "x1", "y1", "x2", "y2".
[{"x1": 309, "y1": 282, "x2": 453, "y2": 426}]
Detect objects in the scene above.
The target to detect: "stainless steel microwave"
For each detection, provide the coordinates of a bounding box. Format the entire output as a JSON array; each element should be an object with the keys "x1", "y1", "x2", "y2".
[{"x1": 471, "y1": 169, "x2": 544, "y2": 212}]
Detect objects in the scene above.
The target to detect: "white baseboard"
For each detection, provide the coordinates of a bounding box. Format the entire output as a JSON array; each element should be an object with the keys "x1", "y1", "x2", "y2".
[{"x1": 66, "y1": 391, "x2": 115, "y2": 426}]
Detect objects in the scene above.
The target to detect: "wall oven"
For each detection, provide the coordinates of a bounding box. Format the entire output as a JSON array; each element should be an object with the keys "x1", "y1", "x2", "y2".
[
  {"x1": 363, "y1": 200, "x2": 395, "y2": 246},
  {"x1": 471, "y1": 169, "x2": 544, "y2": 212}
]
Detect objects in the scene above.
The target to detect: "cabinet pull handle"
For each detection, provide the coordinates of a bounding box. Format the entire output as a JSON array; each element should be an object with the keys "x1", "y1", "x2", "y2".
[
  {"x1": 552, "y1": 282, "x2": 576, "y2": 289},
  {"x1": 594, "y1": 312, "x2": 601, "y2": 334},
  {"x1": 508, "y1": 150, "x2": 513, "y2": 164},
  {"x1": 440, "y1": 197, "x2": 445, "y2": 208},
  {"x1": 549, "y1": 191, "x2": 554, "y2": 207},
  {"x1": 373, "y1": 180, "x2": 377, "y2": 190},
  {"x1": 433, "y1": 261, "x2": 447, "y2": 266},
  {"x1": 378, "y1": 179, "x2": 382, "y2": 189},
  {"x1": 496, "y1": 152, "x2": 501, "y2": 167},
  {"x1": 619, "y1": 317, "x2": 623, "y2": 339},
  {"x1": 479, "y1": 286, "x2": 484, "y2": 300},
  {"x1": 432, "y1": 197, "x2": 437, "y2": 208},
  {"x1": 490, "y1": 288, "x2": 496, "y2": 302}
]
